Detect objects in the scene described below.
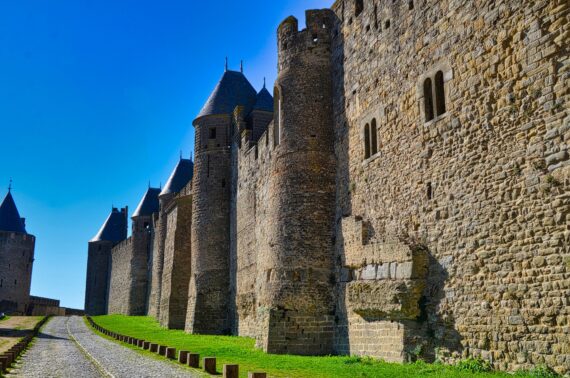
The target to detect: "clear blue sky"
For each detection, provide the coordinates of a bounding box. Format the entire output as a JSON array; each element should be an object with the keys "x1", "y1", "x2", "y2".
[{"x1": 0, "y1": 0, "x2": 332, "y2": 309}]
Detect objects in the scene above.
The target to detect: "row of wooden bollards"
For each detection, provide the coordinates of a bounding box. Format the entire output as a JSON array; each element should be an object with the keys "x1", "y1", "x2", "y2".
[
  {"x1": 86, "y1": 316, "x2": 267, "y2": 378},
  {"x1": 0, "y1": 315, "x2": 51, "y2": 374}
]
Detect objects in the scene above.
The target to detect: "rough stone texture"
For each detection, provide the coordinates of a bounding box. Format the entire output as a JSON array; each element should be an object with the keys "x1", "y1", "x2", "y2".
[
  {"x1": 329, "y1": 0, "x2": 569, "y2": 373},
  {"x1": 187, "y1": 115, "x2": 232, "y2": 335},
  {"x1": 0, "y1": 231, "x2": 34, "y2": 314},
  {"x1": 107, "y1": 215, "x2": 151, "y2": 315},
  {"x1": 147, "y1": 194, "x2": 172, "y2": 319},
  {"x1": 84, "y1": 240, "x2": 113, "y2": 315},
  {"x1": 159, "y1": 194, "x2": 192, "y2": 329}
]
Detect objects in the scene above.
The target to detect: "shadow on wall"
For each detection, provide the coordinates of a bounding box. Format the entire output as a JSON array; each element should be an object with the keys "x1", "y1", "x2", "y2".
[
  {"x1": 404, "y1": 252, "x2": 462, "y2": 362},
  {"x1": 329, "y1": 6, "x2": 461, "y2": 361}
]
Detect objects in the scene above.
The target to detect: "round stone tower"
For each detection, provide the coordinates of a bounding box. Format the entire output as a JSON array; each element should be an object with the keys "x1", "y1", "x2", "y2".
[
  {"x1": 187, "y1": 69, "x2": 257, "y2": 334},
  {"x1": 257, "y1": 9, "x2": 337, "y2": 355},
  {"x1": 0, "y1": 189, "x2": 35, "y2": 315}
]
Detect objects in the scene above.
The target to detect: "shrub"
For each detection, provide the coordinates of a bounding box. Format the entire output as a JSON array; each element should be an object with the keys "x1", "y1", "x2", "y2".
[{"x1": 456, "y1": 357, "x2": 492, "y2": 373}]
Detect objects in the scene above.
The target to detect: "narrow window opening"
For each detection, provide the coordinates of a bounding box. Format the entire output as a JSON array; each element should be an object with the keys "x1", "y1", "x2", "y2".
[
  {"x1": 435, "y1": 71, "x2": 446, "y2": 116},
  {"x1": 222, "y1": 179, "x2": 226, "y2": 188},
  {"x1": 427, "y1": 182, "x2": 433, "y2": 199},
  {"x1": 385, "y1": 20, "x2": 391, "y2": 29},
  {"x1": 1, "y1": 279, "x2": 3, "y2": 287},
  {"x1": 209, "y1": 128, "x2": 216, "y2": 139},
  {"x1": 274, "y1": 87, "x2": 281, "y2": 147},
  {"x1": 409, "y1": 1, "x2": 414, "y2": 10},
  {"x1": 364, "y1": 124, "x2": 371, "y2": 159},
  {"x1": 371, "y1": 119, "x2": 378, "y2": 155},
  {"x1": 312, "y1": 34, "x2": 318, "y2": 42},
  {"x1": 423, "y1": 78, "x2": 434, "y2": 122},
  {"x1": 207, "y1": 155, "x2": 210, "y2": 178},
  {"x1": 374, "y1": 5, "x2": 379, "y2": 29},
  {"x1": 14, "y1": 279, "x2": 17, "y2": 285},
  {"x1": 144, "y1": 222, "x2": 149, "y2": 229},
  {"x1": 355, "y1": 0, "x2": 364, "y2": 17}
]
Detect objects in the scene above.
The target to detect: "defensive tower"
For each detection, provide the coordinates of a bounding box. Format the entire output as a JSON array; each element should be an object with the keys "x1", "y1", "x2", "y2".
[
  {"x1": 187, "y1": 69, "x2": 257, "y2": 334},
  {"x1": 0, "y1": 187, "x2": 35, "y2": 314},
  {"x1": 84, "y1": 207, "x2": 128, "y2": 315},
  {"x1": 129, "y1": 187, "x2": 160, "y2": 315},
  {"x1": 256, "y1": 9, "x2": 338, "y2": 354}
]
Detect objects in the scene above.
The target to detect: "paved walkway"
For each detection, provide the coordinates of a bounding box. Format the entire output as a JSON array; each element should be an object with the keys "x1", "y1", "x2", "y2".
[{"x1": 8, "y1": 316, "x2": 201, "y2": 378}]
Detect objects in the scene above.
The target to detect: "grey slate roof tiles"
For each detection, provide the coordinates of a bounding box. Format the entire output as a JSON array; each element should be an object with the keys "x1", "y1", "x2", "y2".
[
  {"x1": 196, "y1": 70, "x2": 258, "y2": 120},
  {"x1": 90, "y1": 208, "x2": 128, "y2": 243},
  {"x1": 0, "y1": 190, "x2": 27, "y2": 234},
  {"x1": 160, "y1": 158, "x2": 194, "y2": 196}
]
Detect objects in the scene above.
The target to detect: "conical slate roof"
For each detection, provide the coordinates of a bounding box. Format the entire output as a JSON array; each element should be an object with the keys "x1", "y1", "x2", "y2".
[
  {"x1": 160, "y1": 159, "x2": 194, "y2": 196},
  {"x1": 253, "y1": 86, "x2": 274, "y2": 112},
  {"x1": 132, "y1": 188, "x2": 161, "y2": 218},
  {"x1": 0, "y1": 190, "x2": 27, "y2": 234},
  {"x1": 196, "y1": 70, "x2": 257, "y2": 120},
  {"x1": 90, "y1": 208, "x2": 127, "y2": 243}
]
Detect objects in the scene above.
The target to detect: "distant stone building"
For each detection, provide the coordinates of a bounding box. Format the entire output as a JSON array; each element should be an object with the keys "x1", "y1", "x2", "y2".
[
  {"x1": 85, "y1": 1, "x2": 569, "y2": 374},
  {"x1": 0, "y1": 188, "x2": 35, "y2": 314}
]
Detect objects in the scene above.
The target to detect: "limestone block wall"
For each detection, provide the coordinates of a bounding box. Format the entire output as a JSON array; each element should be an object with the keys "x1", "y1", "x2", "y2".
[
  {"x1": 187, "y1": 115, "x2": 232, "y2": 334},
  {"x1": 147, "y1": 195, "x2": 172, "y2": 318},
  {"x1": 107, "y1": 237, "x2": 133, "y2": 314},
  {"x1": 330, "y1": 0, "x2": 569, "y2": 373},
  {"x1": 0, "y1": 231, "x2": 34, "y2": 314},
  {"x1": 159, "y1": 195, "x2": 192, "y2": 329},
  {"x1": 84, "y1": 240, "x2": 113, "y2": 315}
]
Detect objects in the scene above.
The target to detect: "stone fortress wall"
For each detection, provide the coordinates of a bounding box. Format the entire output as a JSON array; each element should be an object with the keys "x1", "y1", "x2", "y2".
[
  {"x1": 328, "y1": 0, "x2": 569, "y2": 372},
  {"x1": 0, "y1": 231, "x2": 34, "y2": 314},
  {"x1": 86, "y1": 0, "x2": 569, "y2": 374}
]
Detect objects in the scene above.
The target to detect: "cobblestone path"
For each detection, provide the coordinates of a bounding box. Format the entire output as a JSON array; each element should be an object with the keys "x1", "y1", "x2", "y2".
[{"x1": 8, "y1": 316, "x2": 201, "y2": 377}]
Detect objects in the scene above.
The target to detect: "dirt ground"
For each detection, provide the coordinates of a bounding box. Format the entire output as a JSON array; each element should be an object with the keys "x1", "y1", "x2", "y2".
[{"x1": 0, "y1": 316, "x2": 42, "y2": 354}]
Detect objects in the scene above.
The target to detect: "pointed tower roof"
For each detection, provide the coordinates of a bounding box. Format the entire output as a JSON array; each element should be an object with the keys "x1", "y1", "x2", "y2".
[
  {"x1": 195, "y1": 70, "x2": 257, "y2": 121},
  {"x1": 132, "y1": 187, "x2": 161, "y2": 218},
  {"x1": 0, "y1": 190, "x2": 27, "y2": 234},
  {"x1": 90, "y1": 207, "x2": 128, "y2": 242},
  {"x1": 160, "y1": 158, "x2": 194, "y2": 197},
  {"x1": 253, "y1": 86, "x2": 274, "y2": 112}
]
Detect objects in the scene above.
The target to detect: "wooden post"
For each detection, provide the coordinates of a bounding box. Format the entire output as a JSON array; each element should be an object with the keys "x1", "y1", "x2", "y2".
[
  {"x1": 223, "y1": 364, "x2": 239, "y2": 378},
  {"x1": 248, "y1": 373, "x2": 267, "y2": 378},
  {"x1": 166, "y1": 347, "x2": 176, "y2": 359},
  {"x1": 178, "y1": 351, "x2": 190, "y2": 364},
  {"x1": 158, "y1": 345, "x2": 167, "y2": 355},
  {"x1": 149, "y1": 343, "x2": 158, "y2": 353},
  {"x1": 143, "y1": 341, "x2": 151, "y2": 350},
  {"x1": 203, "y1": 357, "x2": 216, "y2": 374},
  {"x1": 188, "y1": 353, "x2": 200, "y2": 368}
]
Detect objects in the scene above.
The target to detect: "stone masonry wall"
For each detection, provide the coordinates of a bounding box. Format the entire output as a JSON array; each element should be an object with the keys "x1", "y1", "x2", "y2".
[
  {"x1": 330, "y1": 0, "x2": 569, "y2": 373},
  {"x1": 187, "y1": 115, "x2": 232, "y2": 334},
  {"x1": 159, "y1": 195, "x2": 192, "y2": 329},
  {"x1": 84, "y1": 240, "x2": 113, "y2": 315},
  {"x1": 107, "y1": 237, "x2": 133, "y2": 314},
  {"x1": 0, "y1": 231, "x2": 34, "y2": 314}
]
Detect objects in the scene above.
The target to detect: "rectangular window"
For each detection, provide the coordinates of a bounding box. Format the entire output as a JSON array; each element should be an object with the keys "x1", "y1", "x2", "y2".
[{"x1": 209, "y1": 128, "x2": 217, "y2": 139}]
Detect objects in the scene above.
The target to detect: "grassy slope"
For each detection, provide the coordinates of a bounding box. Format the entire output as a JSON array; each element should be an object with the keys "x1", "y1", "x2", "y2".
[{"x1": 92, "y1": 315, "x2": 527, "y2": 378}]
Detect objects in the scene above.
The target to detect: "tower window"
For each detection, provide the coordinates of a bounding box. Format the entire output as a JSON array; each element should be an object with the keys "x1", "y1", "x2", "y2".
[
  {"x1": 435, "y1": 71, "x2": 446, "y2": 116},
  {"x1": 355, "y1": 0, "x2": 363, "y2": 17},
  {"x1": 423, "y1": 78, "x2": 434, "y2": 122},
  {"x1": 427, "y1": 182, "x2": 433, "y2": 199},
  {"x1": 274, "y1": 87, "x2": 282, "y2": 147},
  {"x1": 364, "y1": 123, "x2": 371, "y2": 159},
  {"x1": 423, "y1": 70, "x2": 447, "y2": 123},
  {"x1": 209, "y1": 128, "x2": 217, "y2": 139},
  {"x1": 409, "y1": 1, "x2": 414, "y2": 10},
  {"x1": 371, "y1": 118, "x2": 378, "y2": 155}
]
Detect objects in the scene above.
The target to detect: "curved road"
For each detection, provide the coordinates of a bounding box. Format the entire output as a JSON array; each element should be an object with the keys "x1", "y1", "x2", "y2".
[{"x1": 8, "y1": 316, "x2": 201, "y2": 378}]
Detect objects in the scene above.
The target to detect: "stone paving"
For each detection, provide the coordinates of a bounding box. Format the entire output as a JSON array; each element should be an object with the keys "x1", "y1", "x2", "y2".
[{"x1": 7, "y1": 316, "x2": 201, "y2": 377}]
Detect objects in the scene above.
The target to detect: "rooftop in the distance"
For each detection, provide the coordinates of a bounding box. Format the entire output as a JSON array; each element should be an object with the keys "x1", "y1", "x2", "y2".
[
  {"x1": 0, "y1": 189, "x2": 27, "y2": 234},
  {"x1": 195, "y1": 69, "x2": 258, "y2": 121},
  {"x1": 90, "y1": 207, "x2": 128, "y2": 243},
  {"x1": 132, "y1": 187, "x2": 161, "y2": 218},
  {"x1": 160, "y1": 158, "x2": 194, "y2": 197}
]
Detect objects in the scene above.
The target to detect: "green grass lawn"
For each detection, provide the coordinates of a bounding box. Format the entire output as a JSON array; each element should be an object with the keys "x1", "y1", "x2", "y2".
[{"x1": 91, "y1": 315, "x2": 539, "y2": 378}]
